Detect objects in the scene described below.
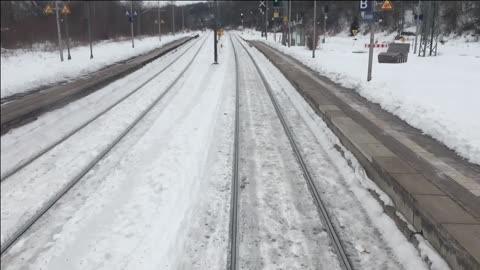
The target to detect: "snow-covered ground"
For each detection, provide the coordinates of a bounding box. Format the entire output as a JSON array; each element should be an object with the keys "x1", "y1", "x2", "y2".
[
  {"x1": 233, "y1": 35, "x2": 448, "y2": 270},
  {"x1": 0, "y1": 32, "x2": 199, "y2": 98},
  {"x1": 1, "y1": 31, "x2": 449, "y2": 269},
  {"x1": 2, "y1": 32, "x2": 235, "y2": 269},
  {"x1": 240, "y1": 29, "x2": 480, "y2": 165}
]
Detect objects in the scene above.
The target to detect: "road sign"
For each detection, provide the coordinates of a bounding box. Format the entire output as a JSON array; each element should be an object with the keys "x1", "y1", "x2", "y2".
[
  {"x1": 359, "y1": 0, "x2": 372, "y2": 12},
  {"x1": 361, "y1": 11, "x2": 375, "y2": 22},
  {"x1": 44, "y1": 4, "x2": 54, "y2": 14},
  {"x1": 274, "y1": 11, "x2": 279, "y2": 18},
  {"x1": 259, "y1": 1, "x2": 265, "y2": 9},
  {"x1": 352, "y1": 29, "x2": 358, "y2": 36},
  {"x1": 381, "y1": 0, "x2": 393, "y2": 11},
  {"x1": 61, "y1": 5, "x2": 71, "y2": 14},
  {"x1": 273, "y1": 0, "x2": 280, "y2": 7}
]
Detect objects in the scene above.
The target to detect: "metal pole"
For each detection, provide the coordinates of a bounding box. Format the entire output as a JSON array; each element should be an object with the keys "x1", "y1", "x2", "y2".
[
  {"x1": 265, "y1": 0, "x2": 268, "y2": 40},
  {"x1": 367, "y1": 23, "x2": 375, "y2": 81},
  {"x1": 288, "y1": 0, "x2": 291, "y2": 47},
  {"x1": 323, "y1": 7, "x2": 327, "y2": 43},
  {"x1": 87, "y1": 2, "x2": 93, "y2": 59},
  {"x1": 55, "y1": 1, "x2": 64, "y2": 62},
  {"x1": 130, "y1": 0, "x2": 134, "y2": 48},
  {"x1": 214, "y1": 0, "x2": 218, "y2": 64},
  {"x1": 64, "y1": 7, "x2": 71, "y2": 60},
  {"x1": 182, "y1": 6, "x2": 184, "y2": 32},
  {"x1": 366, "y1": 0, "x2": 376, "y2": 81},
  {"x1": 172, "y1": 4, "x2": 175, "y2": 36},
  {"x1": 413, "y1": 0, "x2": 420, "y2": 54},
  {"x1": 312, "y1": 0, "x2": 316, "y2": 58},
  {"x1": 158, "y1": 0, "x2": 161, "y2": 41},
  {"x1": 429, "y1": 1, "x2": 436, "y2": 56}
]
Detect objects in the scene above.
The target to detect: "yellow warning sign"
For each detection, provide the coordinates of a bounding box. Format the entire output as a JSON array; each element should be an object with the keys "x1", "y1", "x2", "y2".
[
  {"x1": 381, "y1": 0, "x2": 393, "y2": 11},
  {"x1": 61, "y1": 5, "x2": 71, "y2": 14},
  {"x1": 283, "y1": 16, "x2": 288, "y2": 23},
  {"x1": 352, "y1": 29, "x2": 358, "y2": 36},
  {"x1": 274, "y1": 11, "x2": 279, "y2": 18},
  {"x1": 44, "y1": 4, "x2": 53, "y2": 14}
]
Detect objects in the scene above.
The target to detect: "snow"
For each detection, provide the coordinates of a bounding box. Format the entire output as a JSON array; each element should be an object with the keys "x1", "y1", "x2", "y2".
[
  {"x1": 0, "y1": 30, "x2": 451, "y2": 269},
  {"x1": 2, "y1": 32, "x2": 235, "y2": 269},
  {"x1": 236, "y1": 35, "x2": 449, "y2": 269},
  {"x1": 240, "y1": 29, "x2": 480, "y2": 165},
  {"x1": 0, "y1": 34, "x2": 207, "y2": 250},
  {"x1": 0, "y1": 32, "x2": 198, "y2": 98},
  {"x1": 0, "y1": 35, "x2": 200, "y2": 180}
]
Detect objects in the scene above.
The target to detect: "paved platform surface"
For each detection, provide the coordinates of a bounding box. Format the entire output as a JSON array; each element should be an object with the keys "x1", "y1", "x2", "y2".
[
  {"x1": 0, "y1": 35, "x2": 198, "y2": 134},
  {"x1": 249, "y1": 40, "x2": 480, "y2": 270}
]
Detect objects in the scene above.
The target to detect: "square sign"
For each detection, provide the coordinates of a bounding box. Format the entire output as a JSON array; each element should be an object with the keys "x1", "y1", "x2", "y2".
[{"x1": 359, "y1": 0, "x2": 373, "y2": 12}]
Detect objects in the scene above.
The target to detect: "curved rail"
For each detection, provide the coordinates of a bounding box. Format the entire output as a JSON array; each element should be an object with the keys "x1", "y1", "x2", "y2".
[
  {"x1": 0, "y1": 35, "x2": 209, "y2": 255},
  {"x1": 233, "y1": 34, "x2": 354, "y2": 270},
  {"x1": 0, "y1": 35, "x2": 203, "y2": 182}
]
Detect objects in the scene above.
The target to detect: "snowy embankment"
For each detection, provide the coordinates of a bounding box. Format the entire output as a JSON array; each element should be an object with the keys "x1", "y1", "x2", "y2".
[
  {"x1": 240, "y1": 29, "x2": 480, "y2": 165},
  {"x1": 0, "y1": 32, "x2": 198, "y2": 98}
]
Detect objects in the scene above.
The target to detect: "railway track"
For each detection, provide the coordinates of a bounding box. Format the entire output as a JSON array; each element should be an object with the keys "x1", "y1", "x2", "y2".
[
  {"x1": 0, "y1": 35, "x2": 203, "y2": 182},
  {"x1": 228, "y1": 34, "x2": 354, "y2": 270},
  {"x1": 0, "y1": 34, "x2": 209, "y2": 255}
]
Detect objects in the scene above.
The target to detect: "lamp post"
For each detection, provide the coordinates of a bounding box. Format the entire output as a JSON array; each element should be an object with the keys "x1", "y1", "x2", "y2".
[{"x1": 55, "y1": 1, "x2": 64, "y2": 61}]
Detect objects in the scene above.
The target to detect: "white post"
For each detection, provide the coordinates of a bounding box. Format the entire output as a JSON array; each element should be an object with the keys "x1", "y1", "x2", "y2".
[{"x1": 367, "y1": 1, "x2": 376, "y2": 81}]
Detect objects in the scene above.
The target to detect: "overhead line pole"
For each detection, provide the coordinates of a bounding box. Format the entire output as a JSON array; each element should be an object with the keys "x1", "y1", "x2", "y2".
[
  {"x1": 158, "y1": 0, "x2": 161, "y2": 41},
  {"x1": 172, "y1": 3, "x2": 175, "y2": 36},
  {"x1": 288, "y1": 0, "x2": 291, "y2": 47},
  {"x1": 64, "y1": 1, "x2": 71, "y2": 60},
  {"x1": 130, "y1": 0, "x2": 134, "y2": 48},
  {"x1": 312, "y1": 0, "x2": 316, "y2": 58},
  {"x1": 265, "y1": 0, "x2": 268, "y2": 40},
  {"x1": 55, "y1": 1, "x2": 64, "y2": 62},
  {"x1": 87, "y1": 1, "x2": 93, "y2": 59}
]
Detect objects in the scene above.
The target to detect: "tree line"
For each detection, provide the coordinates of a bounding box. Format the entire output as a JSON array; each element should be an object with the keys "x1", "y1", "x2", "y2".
[{"x1": 1, "y1": 1, "x2": 479, "y2": 49}]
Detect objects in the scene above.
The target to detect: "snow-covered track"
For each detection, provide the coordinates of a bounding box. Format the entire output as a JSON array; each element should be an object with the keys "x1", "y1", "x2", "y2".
[
  {"x1": 227, "y1": 35, "x2": 240, "y2": 270},
  {"x1": 0, "y1": 36, "x2": 202, "y2": 183},
  {"x1": 233, "y1": 34, "x2": 354, "y2": 270},
  {"x1": 0, "y1": 35, "x2": 209, "y2": 255}
]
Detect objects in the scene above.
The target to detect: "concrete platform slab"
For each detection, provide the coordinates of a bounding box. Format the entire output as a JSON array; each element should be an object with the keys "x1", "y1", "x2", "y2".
[{"x1": 248, "y1": 39, "x2": 480, "y2": 270}]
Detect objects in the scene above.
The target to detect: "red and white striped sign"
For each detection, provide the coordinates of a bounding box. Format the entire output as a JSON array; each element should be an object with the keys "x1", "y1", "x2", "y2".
[{"x1": 365, "y1": 43, "x2": 389, "y2": 48}]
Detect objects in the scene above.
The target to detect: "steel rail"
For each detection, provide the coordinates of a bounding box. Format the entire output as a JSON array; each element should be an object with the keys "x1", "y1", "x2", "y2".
[
  {"x1": 0, "y1": 34, "x2": 209, "y2": 255},
  {"x1": 227, "y1": 33, "x2": 240, "y2": 270},
  {"x1": 0, "y1": 35, "x2": 203, "y2": 182},
  {"x1": 233, "y1": 34, "x2": 354, "y2": 270}
]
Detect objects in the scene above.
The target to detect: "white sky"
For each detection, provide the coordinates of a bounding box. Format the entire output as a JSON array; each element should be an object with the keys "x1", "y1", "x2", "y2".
[{"x1": 143, "y1": 1, "x2": 209, "y2": 7}]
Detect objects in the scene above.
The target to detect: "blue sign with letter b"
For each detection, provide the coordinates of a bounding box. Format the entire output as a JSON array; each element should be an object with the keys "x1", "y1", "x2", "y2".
[{"x1": 359, "y1": 0, "x2": 372, "y2": 12}]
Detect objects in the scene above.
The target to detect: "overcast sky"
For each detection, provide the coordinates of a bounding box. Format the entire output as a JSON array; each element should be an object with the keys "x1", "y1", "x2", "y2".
[{"x1": 143, "y1": 1, "x2": 209, "y2": 7}]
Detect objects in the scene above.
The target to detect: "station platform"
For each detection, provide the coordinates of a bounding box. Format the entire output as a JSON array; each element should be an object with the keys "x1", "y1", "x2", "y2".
[
  {"x1": 0, "y1": 35, "x2": 198, "y2": 134},
  {"x1": 249, "y1": 40, "x2": 480, "y2": 270}
]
